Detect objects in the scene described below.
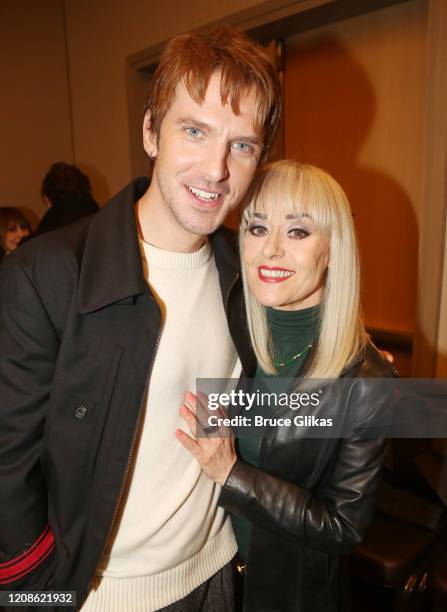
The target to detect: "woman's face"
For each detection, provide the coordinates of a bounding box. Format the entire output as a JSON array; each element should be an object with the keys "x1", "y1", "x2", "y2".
[
  {"x1": 2, "y1": 222, "x2": 30, "y2": 253},
  {"x1": 243, "y1": 207, "x2": 330, "y2": 310}
]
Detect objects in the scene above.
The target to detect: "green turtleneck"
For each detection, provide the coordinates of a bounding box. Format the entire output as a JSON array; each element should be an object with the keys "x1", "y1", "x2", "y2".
[{"x1": 232, "y1": 304, "x2": 320, "y2": 562}]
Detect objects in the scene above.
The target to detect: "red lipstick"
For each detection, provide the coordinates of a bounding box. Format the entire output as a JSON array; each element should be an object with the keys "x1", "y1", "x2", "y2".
[{"x1": 257, "y1": 265, "x2": 295, "y2": 283}]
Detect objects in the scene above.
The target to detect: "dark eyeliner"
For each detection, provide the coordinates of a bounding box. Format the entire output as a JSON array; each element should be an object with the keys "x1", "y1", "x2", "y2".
[
  {"x1": 288, "y1": 227, "x2": 309, "y2": 239},
  {"x1": 247, "y1": 223, "x2": 267, "y2": 236}
]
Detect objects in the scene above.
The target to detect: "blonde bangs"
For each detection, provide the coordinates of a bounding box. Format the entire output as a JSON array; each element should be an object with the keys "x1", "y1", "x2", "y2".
[{"x1": 242, "y1": 161, "x2": 337, "y2": 236}]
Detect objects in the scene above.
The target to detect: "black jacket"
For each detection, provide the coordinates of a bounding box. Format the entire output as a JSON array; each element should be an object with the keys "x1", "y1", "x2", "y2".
[
  {"x1": 220, "y1": 346, "x2": 396, "y2": 612},
  {"x1": 0, "y1": 178, "x2": 256, "y2": 609}
]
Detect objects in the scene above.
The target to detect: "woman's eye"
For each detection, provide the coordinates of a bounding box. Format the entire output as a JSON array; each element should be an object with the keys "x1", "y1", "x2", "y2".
[
  {"x1": 248, "y1": 224, "x2": 268, "y2": 237},
  {"x1": 288, "y1": 228, "x2": 309, "y2": 239},
  {"x1": 185, "y1": 127, "x2": 201, "y2": 137}
]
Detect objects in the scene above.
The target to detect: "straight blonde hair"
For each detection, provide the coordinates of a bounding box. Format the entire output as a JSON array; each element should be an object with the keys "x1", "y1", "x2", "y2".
[{"x1": 239, "y1": 160, "x2": 367, "y2": 379}]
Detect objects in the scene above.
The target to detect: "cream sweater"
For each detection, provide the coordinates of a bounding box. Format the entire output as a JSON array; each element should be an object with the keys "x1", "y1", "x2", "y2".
[{"x1": 81, "y1": 240, "x2": 241, "y2": 612}]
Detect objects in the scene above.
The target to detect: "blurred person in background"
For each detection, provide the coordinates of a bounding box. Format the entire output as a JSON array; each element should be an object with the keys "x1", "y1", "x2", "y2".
[
  {"x1": 35, "y1": 162, "x2": 99, "y2": 237},
  {"x1": 0, "y1": 206, "x2": 31, "y2": 262}
]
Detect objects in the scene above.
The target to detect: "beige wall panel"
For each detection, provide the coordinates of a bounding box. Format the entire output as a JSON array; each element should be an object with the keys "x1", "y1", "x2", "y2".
[
  {"x1": 0, "y1": 0, "x2": 73, "y2": 228},
  {"x1": 284, "y1": 0, "x2": 427, "y2": 334},
  {"x1": 64, "y1": 0, "x2": 264, "y2": 204}
]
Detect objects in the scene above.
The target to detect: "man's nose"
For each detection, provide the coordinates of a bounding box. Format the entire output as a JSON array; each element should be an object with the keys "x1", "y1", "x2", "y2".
[
  {"x1": 199, "y1": 142, "x2": 230, "y2": 183},
  {"x1": 262, "y1": 230, "x2": 285, "y2": 258}
]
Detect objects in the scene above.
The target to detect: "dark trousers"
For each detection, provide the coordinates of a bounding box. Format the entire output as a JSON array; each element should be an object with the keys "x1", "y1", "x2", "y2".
[{"x1": 157, "y1": 561, "x2": 235, "y2": 612}]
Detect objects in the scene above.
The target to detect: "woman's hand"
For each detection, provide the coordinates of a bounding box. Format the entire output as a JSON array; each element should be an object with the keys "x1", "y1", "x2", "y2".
[{"x1": 176, "y1": 391, "x2": 237, "y2": 486}]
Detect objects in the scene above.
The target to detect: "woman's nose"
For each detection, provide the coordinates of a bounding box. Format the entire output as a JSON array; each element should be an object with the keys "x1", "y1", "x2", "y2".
[{"x1": 262, "y1": 231, "x2": 285, "y2": 258}]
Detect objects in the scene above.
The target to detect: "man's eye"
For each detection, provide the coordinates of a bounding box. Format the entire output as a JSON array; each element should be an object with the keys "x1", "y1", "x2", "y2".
[
  {"x1": 185, "y1": 127, "x2": 202, "y2": 137},
  {"x1": 248, "y1": 224, "x2": 268, "y2": 236},
  {"x1": 232, "y1": 142, "x2": 252, "y2": 154},
  {"x1": 288, "y1": 228, "x2": 309, "y2": 239}
]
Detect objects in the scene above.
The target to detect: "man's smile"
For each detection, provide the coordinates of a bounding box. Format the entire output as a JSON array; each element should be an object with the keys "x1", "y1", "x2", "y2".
[
  {"x1": 184, "y1": 184, "x2": 225, "y2": 209},
  {"x1": 186, "y1": 185, "x2": 222, "y2": 201}
]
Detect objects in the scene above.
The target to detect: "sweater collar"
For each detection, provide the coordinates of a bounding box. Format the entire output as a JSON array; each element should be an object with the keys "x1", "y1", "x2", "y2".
[
  {"x1": 267, "y1": 305, "x2": 320, "y2": 345},
  {"x1": 78, "y1": 177, "x2": 240, "y2": 314}
]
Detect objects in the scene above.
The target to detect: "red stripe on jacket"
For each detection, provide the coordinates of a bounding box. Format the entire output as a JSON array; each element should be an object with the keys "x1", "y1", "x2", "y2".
[{"x1": 0, "y1": 525, "x2": 55, "y2": 584}]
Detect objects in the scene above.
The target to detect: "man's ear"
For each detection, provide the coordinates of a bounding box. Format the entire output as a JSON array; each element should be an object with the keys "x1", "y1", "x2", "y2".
[{"x1": 142, "y1": 109, "x2": 158, "y2": 159}]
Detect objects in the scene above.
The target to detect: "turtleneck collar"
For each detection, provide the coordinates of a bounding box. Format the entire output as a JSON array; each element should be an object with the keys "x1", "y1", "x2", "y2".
[{"x1": 266, "y1": 304, "x2": 321, "y2": 347}]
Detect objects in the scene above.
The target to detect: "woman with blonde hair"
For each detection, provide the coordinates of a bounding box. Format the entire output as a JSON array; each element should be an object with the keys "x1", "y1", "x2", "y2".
[{"x1": 178, "y1": 160, "x2": 395, "y2": 611}]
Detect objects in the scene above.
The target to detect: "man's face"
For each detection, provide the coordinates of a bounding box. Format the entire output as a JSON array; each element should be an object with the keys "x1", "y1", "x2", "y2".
[{"x1": 144, "y1": 73, "x2": 263, "y2": 237}]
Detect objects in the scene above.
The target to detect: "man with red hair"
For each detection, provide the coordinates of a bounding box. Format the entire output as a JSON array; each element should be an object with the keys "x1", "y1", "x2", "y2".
[{"x1": 0, "y1": 27, "x2": 280, "y2": 611}]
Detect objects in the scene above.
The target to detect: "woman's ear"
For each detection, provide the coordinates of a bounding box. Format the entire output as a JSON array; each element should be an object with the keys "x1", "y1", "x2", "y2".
[{"x1": 142, "y1": 110, "x2": 158, "y2": 160}]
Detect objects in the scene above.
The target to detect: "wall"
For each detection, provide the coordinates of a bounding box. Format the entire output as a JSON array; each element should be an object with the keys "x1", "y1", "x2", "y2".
[
  {"x1": 64, "y1": 0, "x2": 265, "y2": 205},
  {"x1": 0, "y1": 0, "x2": 73, "y2": 227},
  {"x1": 436, "y1": 235, "x2": 447, "y2": 377},
  {"x1": 284, "y1": 0, "x2": 427, "y2": 334}
]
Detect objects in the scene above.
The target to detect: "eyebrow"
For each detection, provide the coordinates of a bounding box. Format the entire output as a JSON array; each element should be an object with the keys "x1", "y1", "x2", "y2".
[
  {"x1": 235, "y1": 135, "x2": 264, "y2": 148},
  {"x1": 176, "y1": 115, "x2": 263, "y2": 148},
  {"x1": 285, "y1": 213, "x2": 312, "y2": 220},
  {"x1": 176, "y1": 116, "x2": 210, "y2": 132},
  {"x1": 252, "y1": 212, "x2": 312, "y2": 220}
]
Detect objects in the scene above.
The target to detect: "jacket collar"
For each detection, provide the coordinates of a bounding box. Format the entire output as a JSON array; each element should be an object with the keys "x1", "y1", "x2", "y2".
[
  {"x1": 78, "y1": 177, "x2": 150, "y2": 314},
  {"x1": 78, "y1": 177, "x2": 240, "y2": 314}
]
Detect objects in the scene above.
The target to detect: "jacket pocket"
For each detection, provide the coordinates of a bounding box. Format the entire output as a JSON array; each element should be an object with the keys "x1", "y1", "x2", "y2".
[{"x1": 86, "y1": 346, "x2": 123, "y2": 478}]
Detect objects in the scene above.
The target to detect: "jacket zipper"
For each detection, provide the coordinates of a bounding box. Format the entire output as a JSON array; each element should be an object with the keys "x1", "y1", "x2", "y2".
[{"x1": 81, "y1": 297, "x2": 163, "y2": 607}]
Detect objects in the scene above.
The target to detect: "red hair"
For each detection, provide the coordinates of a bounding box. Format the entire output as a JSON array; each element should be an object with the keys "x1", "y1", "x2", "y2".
[{"x1": 144, "y1": 27, "x2": 281, "y2": 154}]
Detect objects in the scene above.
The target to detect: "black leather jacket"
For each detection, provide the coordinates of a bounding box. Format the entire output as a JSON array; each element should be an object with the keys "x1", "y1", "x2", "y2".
[{"x1": 219, "y1": 345, "x2": 396, "y2": 612}]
